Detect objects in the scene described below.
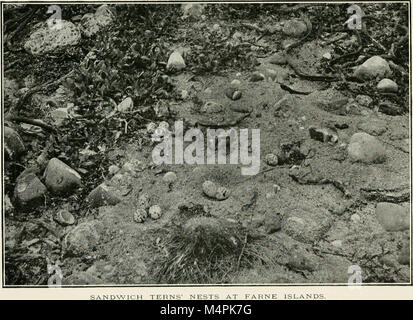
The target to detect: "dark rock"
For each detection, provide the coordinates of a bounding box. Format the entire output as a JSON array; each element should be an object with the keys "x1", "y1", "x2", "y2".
[
  {"x1": 86, "y1": 183, "x2": 123, "y2": 208},
  {"x1": 264, "y1": 212, "x2": 283, "y2": 234},
  {"x1": 309, "y1": 126, "x2": 338, "y2": 143},
  {"x1": 14, "y1": 171, "x2": 47, "y2": 209},
  {"x1": 44, "y1": 158, "x2": 82, "y2": 195},
  {"x1": 4, "y1": 127, "x2": 25, "y2": 160},
  {"x1": 250, "y1": 71, "x2": 265, "y2": 82}
]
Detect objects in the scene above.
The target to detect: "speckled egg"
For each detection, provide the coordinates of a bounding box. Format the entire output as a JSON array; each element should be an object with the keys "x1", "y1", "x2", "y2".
[
  {"x1": 134, "y1": 207, "x2": 147, "y2": 223},
  {"x1": 149, "y1": 205, "x2": 162, "y2": 220}
]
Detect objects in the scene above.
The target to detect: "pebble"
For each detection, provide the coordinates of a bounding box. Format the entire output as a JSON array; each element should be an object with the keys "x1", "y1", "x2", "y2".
[
  {"x1": 347, "y1": 132, "x2": 386, "y2": 164},
  {"x1": 264, "y1": 153, "x2": 278, "y2": 166},
  {"x1": 282, "y1": 19, "x2": 308, "y2": 38},
  {"x1": 149, "y1": 205, "x2": 162, "y2": 220},
  {"x1": 163, "y1": 171, "x2": 177, "y2": 184},
  {"x1": 134, "y1": 207, "x2": 148, "y2": 223},
  {"x1": 309, "y1": 127, "x2": 338, "y2": 143},
  {"x1": 167, "y1": 51, "x2": 186, "y2": 71},
  {"x1": 44, "y1": 158, "x2": 82, "y2": 195},
  {"x1": 354, "y1": 56, "x2": 391, "y2": 81},
  {"x1": 377, "y1": 78, "x2": 398, "y2": 93},
  {"x1": 230, "y1": 79, "x2": 241, "y2": 89},
  {"x1": 356, "y1": 95, "x2": 373, "y2": 108},
  {"x1": 331, "y1": 240, "x2": 343, "y2": 247},
  {"x1": 55, "y1": 209, "x2": 75, "y2": 226},
  {"x1": 375, "y1": 202, "x2": 409, "y2": 232},
  {"x1": 108, "y1": 165, "x2": 120, "y2": 176},
  {"x1": 350, "y1": 214, "x2": 361, "y2": 224},
  {"x1": 225, "y1": 87, "x2": 242, "y2": 101},
  {"x1": 322, "y1": 52, "x2": 332, "y2": 60},
  {"x1": 250, "y1": 71, "x2": 265, "y2": 82}
]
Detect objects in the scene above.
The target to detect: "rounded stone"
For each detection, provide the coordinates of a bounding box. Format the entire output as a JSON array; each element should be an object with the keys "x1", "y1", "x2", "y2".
[
  {"x1": 162, "y1": 171, "x2": 177, "y2": 184},
  {"x1": 55, "y1": 209, "x2": 75, "y2": 226},
  {"x1": 347, "y1": 132, "x2": 386, "y2": 163},
  {"x1": 375, "y1": 202, "x2": 409, "y2": 232},
  {"x1": 377, "y1": 78, "x2": 398, "y2": 93}
]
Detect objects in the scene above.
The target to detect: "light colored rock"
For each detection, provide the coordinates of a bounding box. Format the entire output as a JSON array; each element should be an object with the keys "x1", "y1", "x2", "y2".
[
  {"x1": 200, "y1": 101, "x2": 223, "y2": 113},
  {"x1": 24, "y1": 21, "x2": 81, "y2": 55},
  {"x1": 376, "y1": 202, "x2": 409, "y2": 232},
  {"x1": 347, "y1": 132, "x2": 386, "y2": 164},
  {"x1": 354, "y1": 56, "x2": 391, "y2": 80},
  {"x1": 80, "y1": 4, "x2": 114, "y2": 37},
  {"x1": 163, "y1": 171, "x2": 177, "y2": 184},
  {"x1": 117, "y1": 97, "x2": 133, "y2": 112},
  {"x1": 182, "y1": 3, "x2": 205, "y2": 18},
  {"x1": 266, "y1": 69, "x2": 277, "y2": 81},
  {"x1": 167, "y1": 51, "x2": 186, "y2": 72},
  {"x1": 63, "y1": 220, "x2": 104, "y2": 256},
  {"x1": 377, "y1": 78, "x2": 398, "y2": 93},
  {"x1": 282, "y1": 19, "x2": 307, "y2": 38},
  {"x1": 55, "y1": 209, "x2": 75, "y2": 226},
  {"x1": 44, "y1": 158, "x2": 82, "y2": 194},
  {"x1": 356, "y1": 95, "x2": 373, "y2": 107},
  {"x1": 230, "y1": 79, "x2": 241, "y2": 89}
]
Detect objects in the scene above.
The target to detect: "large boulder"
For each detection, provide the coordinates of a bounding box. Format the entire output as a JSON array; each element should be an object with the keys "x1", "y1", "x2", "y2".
[
  {"x1": 354, "y1": 56, "x2": 391, "y2": 81},
  {"x1": 43, "y1": 158, "x2": 82, "y2": 195},
  {"x1": 24, "y1": 20, "x2": 81, "y2": 55}
]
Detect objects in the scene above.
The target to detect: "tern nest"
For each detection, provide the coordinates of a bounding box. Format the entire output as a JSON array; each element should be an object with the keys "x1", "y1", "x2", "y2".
[{"x1": 153, "y1": 216, "x2": 261, "y2": 284}]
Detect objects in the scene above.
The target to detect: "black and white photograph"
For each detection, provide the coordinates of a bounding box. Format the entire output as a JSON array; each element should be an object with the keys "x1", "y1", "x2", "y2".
[{"x1": 1, "y1": 0, "x2": 411, "y2": 294}]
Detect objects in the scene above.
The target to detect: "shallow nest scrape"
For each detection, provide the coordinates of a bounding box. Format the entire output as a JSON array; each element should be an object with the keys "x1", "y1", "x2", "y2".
[{"x1": 153, "y1": 216, "x2": 259, "y2": 284}]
